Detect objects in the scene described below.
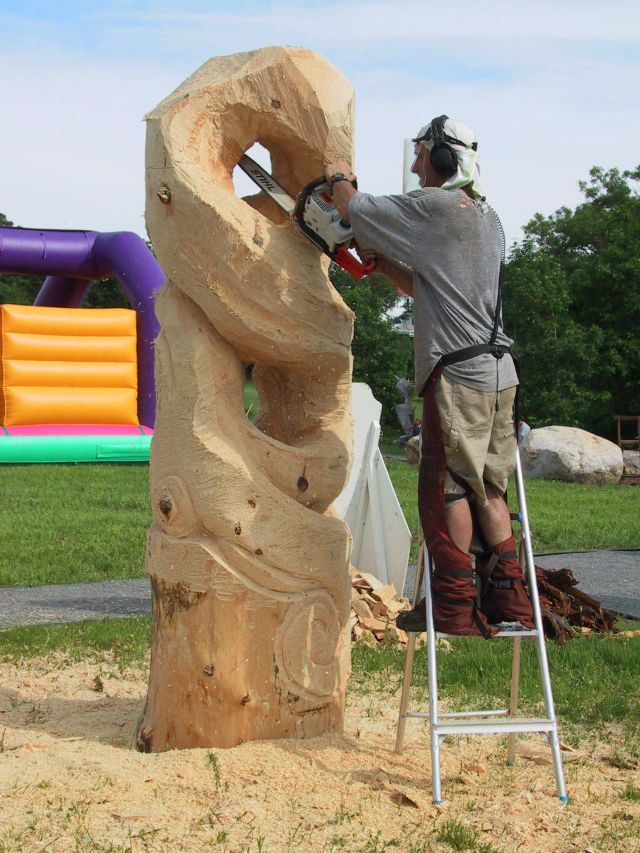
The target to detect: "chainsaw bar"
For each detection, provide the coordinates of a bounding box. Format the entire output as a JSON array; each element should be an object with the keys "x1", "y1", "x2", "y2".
[
  {"x1": 237, "y1": 154, "x2": 376, "y2": 280},
  {"x1": 237, "y1": 155, "x2": 295, "y2": 215}
]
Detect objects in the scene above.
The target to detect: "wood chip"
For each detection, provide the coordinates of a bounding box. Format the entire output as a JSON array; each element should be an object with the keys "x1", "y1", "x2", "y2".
[
  {"x1": 358, "y1": 572, "x2": 385, "y2": 591},
  {"x1": 360, "y1": 617, "x2": 388, "y2": 632},
  {"x1": 352, "y1": 599, "x2": 374, "y2": 621},
  {"x1": 389, "y1": 790, "x2": 420, "y2": 808},
  {"x1": 370, "y1": 583, "x2": 396, "y2": 604},
  {"x1": 371, "y1": 600, "x2": 388, "y2": 619}
]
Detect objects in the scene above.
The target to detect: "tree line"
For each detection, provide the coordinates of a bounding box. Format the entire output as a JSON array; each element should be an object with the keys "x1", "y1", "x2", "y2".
[
  {"x1": 2, "y1": 165, "x2": 638, "y2": 438},
  {"x1": 501, "y1": 166, "x2": 639, "y2": 439}
]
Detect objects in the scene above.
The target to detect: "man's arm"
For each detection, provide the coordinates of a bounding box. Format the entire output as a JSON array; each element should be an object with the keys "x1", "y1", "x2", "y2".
[
  {"x1": 324, "y1": 160, "x2": 415, "y2": 294},
  {"x1": 324, "y1": 161, "x2": 358, "y2": 221},
  {"x1": 354, "y1": 244, "x2": 414, "y2": 296},
  {"x1": 374, "y1": 255, "x2": 414, "y2": 296}
]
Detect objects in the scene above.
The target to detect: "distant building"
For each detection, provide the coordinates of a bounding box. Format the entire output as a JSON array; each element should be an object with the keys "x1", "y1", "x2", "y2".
[{"x1": 392, "y1": 296, "x2": 414, "y2": 337}]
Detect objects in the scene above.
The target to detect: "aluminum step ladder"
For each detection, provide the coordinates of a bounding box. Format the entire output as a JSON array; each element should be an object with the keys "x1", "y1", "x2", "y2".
[{"x1": 395, "y1": 452, "x2": 569, "y2": 804}]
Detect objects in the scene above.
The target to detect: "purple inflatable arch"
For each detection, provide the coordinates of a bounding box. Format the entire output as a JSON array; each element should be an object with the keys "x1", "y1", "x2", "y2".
[{"x1": 0, "y1": 227, "x2": 165, "y2": 428}]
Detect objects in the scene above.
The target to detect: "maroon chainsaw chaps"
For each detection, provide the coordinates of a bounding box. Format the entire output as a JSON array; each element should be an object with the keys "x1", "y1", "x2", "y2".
[
  {"x1": 480, "y1": 535, "x2": 535, "y2": 628},
  {"x1": 418, "y1": 368, "x2": 496, "y2": 638}
]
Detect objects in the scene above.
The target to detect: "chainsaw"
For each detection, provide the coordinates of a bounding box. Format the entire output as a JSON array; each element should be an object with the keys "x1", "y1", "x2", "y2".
[{"x1": 238, "y1": 155, "x2": 376, "y2": 280}]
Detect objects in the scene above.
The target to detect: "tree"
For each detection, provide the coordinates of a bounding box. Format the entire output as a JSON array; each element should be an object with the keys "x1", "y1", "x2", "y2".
[
  {"x1": 330, "y1": 265, "x2": 412, "y2": 425},
  {"x1": 502, "y1": 166, "x2": 640, "y2": 438}
]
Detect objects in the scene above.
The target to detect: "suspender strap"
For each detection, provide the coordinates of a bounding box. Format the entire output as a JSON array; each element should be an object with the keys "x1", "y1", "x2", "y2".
[{"x1": 440, "y1": 258, "x2": 509, "y2": 369}]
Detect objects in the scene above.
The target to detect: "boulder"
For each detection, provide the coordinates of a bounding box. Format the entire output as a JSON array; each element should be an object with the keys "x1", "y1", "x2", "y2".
[
  {"x1": 405, "y1": 435, "x2": 421, "y2": 466},
  {"x1": 520, "y1": 426, "x2": 623, "y2": 485},
  {"x1": 623, "y1": 450, "x2": 640, "y2": 477}
]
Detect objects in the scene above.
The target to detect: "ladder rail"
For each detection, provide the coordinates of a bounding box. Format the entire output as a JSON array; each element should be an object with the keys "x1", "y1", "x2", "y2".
[
  {"x1": 424, "y1": 548, "x2": 443, "y2": 803},
  {"x1": 514, "y1": 452, "x2": 568, "y2": 800},
  {"x1": 506, "y1": 534, "x2": 528, "y2": 764}
]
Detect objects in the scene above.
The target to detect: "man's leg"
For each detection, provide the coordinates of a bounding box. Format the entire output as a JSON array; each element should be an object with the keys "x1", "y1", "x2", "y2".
[
  {"x1": 444, "y1": 496, "x2": 473, "y2": 553},
  {"x1": 477, "y1": 399, "x2": 535, "y2": 627},
  {"x1": 397, "y1": 374, "x2": 494, "y2": 638},
  {"x1": 473, "y1": 483, "x2": 512, "y2": 547}
]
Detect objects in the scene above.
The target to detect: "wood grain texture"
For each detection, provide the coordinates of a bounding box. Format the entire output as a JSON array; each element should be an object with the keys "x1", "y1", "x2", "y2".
[{"x1": 137, "y1": 47, "x2": 355, "y2": 751}]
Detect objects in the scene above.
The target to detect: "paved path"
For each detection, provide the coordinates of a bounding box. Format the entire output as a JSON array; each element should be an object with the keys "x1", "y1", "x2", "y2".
[
  {"x1": 534, "y1": 550, "x2": 640, "y2": 620},
  {"x1": 0, "y1": 550, "x2": 638, "y2": 630},
  {"x1": 0, "y1": 579, "x2": 152, "y2": 629}
]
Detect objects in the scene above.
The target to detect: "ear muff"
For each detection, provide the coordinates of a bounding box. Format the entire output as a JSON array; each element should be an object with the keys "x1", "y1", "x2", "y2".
[{"x1": 429, "y1": 114, "x2": 458, "y2": 178}]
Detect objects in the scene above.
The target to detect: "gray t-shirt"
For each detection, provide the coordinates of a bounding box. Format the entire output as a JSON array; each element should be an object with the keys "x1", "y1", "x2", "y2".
[{"x1": 348, "y1": 188, "x2": 518, "y2": 394}]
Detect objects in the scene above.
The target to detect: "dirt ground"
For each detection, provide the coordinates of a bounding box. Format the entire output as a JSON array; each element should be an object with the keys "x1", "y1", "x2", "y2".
[{"x1": 1, "y1": 654, "x2": 639, "y2": 853}]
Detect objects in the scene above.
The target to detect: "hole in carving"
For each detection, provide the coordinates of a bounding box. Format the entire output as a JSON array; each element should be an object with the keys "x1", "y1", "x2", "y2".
[
  {"x1": 232, "y1": 142, "x2": 288, "y2": 225},
  {"x1": 244, "y1": 364, "x2": 260, "y2": 422},
  {"x1": 232, "y1": 142, "x2": 272, "y2": 200}
]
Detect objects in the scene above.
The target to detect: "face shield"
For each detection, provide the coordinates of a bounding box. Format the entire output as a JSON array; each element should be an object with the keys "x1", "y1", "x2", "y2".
[{"x1": 403, "y1": 139, "x2": 422, "y2": 193}]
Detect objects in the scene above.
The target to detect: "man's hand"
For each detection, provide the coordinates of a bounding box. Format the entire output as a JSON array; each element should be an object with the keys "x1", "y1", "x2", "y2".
[
  {"x1": 354, "y1": 242, "x2": 377, "y2": 265},
  {"x1": 324, "y1": 161, "x2": 355, "y2": 183},
  {"x1": 324, "y1": 160, "x2": 358, "y2": 221}
]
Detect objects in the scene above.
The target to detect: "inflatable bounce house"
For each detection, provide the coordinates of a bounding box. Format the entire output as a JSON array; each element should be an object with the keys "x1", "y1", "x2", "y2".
[{"x1": 0, "y1": 228, "x2": 165, "y2": 463}]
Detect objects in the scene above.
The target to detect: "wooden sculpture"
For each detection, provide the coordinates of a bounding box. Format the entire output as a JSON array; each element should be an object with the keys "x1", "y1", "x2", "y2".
[{"x1": 136, "y1": 47, "x2": 355, "y2": 751}]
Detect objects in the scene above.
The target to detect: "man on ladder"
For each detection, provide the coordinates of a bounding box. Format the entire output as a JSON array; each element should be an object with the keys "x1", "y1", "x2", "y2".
[
  {"x1": 327, "y1": 118, "x2": 568, "y2": 804},
  {"x1": 325, "y1": 115, "x2": 533, "y2": 637}
]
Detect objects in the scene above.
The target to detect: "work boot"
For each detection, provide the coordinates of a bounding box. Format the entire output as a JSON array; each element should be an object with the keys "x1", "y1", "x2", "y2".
[
  {"x1": 396, "y1": 597, "x2": 426, "y2": 632},
  {"x1": 431, "y1": 566, "x2": 495, "y2": 638},
  {"x1": 396, "y1": 588, "x2": 494, "y2": 637},
  {"x1": 479, "y1": 536, "x2": 535, "y2": 629}
]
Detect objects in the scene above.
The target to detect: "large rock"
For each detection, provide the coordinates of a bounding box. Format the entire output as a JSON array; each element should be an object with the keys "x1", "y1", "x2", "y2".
[
  {"x1": 623, "y1": 450, "x2": 640, "y2": 477},
  {"x1": 404, "y1": 435, "x2": 421, "y2": 466},
  {"x1": 520, "y1": 426, "x2": 623, "y2": 484}
]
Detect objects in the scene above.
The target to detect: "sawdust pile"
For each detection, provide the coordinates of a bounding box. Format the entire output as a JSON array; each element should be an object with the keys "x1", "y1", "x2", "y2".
[{"x1": 1, "y1": 655, "x2": 638, "y2": 852}]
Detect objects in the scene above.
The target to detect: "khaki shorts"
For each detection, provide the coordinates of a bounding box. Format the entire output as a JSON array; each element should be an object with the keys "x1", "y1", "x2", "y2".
[{"x1": 434, "y1": 374, "x2": 517, "y2": 507}]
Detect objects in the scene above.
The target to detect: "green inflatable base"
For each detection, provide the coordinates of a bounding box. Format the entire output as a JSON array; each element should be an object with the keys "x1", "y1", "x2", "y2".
[{"x1": 0, "y1": 434, "x2": 152, "y2": 464}]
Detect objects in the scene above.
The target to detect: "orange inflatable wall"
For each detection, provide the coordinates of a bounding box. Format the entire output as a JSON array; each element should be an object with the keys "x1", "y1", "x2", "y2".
[{"x1": 0, "y1": 305, "x2": 139, "y2": 426}]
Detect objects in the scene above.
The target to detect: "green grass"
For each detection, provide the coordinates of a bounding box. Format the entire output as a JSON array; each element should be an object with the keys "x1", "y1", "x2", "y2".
[
  {"x1": 0, "y1": 463, "x2": 150, "y2": 586},
  {"x1": 621, "y1": 783, "x2": 640, "y2": 802},
  {"x1": 0, "y1": 617, "x2": 151, "y2": 669},
  {"x1": 0, "y1": 439, "x2": 638, "y2": 586},
  {"x1": 509, "y1": 477, "x2": 640, "y2": 552},
  {"x1": 1, "y1": 615, "x2": 637, "y2": 743},
  {"x1": 244, "y1": 379, "x2": 259, "y2": 420},
  {"x1": 351, "y1": 623, "x2": 640, "y2": 737},
  {"x1": 436, "y1": 820, "x2": 499, "y2": 853}
]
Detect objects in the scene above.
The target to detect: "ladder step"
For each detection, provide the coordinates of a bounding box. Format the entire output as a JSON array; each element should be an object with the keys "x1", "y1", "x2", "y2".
[
  {"x1": 406, "y1": 709, "x2": 509, "y2": 720},
  {"x1": 433, "y1": 717, "x2": 555, "y2": 736},
  {"x1": 436, "y1": 627, "x2": 538, "y2": 639}
]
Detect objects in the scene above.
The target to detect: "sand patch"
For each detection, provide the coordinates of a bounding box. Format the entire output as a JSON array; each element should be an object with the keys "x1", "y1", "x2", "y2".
[{"x1": 1, "y1": 655, "x2": 638, "y2": 852}]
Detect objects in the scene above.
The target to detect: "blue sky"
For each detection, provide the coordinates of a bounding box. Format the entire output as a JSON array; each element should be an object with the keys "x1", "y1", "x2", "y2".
[{"x1": 2, "y1": 1, "x2": 639, "y2": 247}]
